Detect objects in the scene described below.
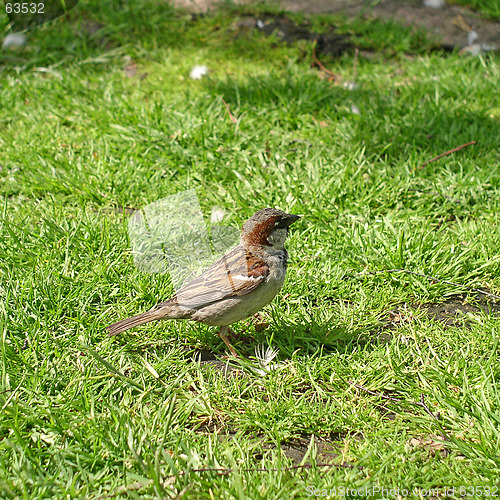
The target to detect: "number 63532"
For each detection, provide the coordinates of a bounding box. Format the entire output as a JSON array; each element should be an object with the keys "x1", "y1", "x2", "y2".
[{"x1": 5, "y1": 3, "x2": 45, "y2": 14}]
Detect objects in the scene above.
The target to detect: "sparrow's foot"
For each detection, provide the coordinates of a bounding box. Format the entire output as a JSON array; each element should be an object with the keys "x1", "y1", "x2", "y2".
[{"x1": 219, "y1": 326, "x2": 239, "y2": 357}]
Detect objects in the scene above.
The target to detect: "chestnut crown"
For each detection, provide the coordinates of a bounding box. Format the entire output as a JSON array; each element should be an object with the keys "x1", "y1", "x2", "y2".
[{"x1": 240, "y1": 208, "x2": 300, "y2": 249}]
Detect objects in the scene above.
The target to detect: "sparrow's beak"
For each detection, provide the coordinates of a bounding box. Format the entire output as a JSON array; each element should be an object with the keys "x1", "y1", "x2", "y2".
[{"x1": 281, "y1": 213, "x2": 301, "y2": 228}]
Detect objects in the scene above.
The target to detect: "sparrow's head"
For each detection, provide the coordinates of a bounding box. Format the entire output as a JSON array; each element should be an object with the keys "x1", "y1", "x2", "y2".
[{"x1": 241, "y1": 208, "x2": 300, "y2": 251}]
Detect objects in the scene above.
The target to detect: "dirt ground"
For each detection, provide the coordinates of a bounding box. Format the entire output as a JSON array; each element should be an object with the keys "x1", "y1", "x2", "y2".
[{"x1": 174, "y1": 0, "x2": 499, "y2": 50}]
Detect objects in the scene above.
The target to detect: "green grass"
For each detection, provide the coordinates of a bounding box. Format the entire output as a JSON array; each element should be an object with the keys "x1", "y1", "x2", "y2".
[
  {"x1": 447, "y1": 0, "x2": 500, "y2": 19},
  {"x1": 1, "y1": 0, "x2": 500, "y2": 497}
]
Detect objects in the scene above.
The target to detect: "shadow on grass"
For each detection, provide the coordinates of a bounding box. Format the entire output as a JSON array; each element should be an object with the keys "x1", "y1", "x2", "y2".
[
  {"x1": 1, "y1": 0, "x2": 497, "y2": 182},
  {"x1": 211, "y1": 72, "x2": 499, "y2": 158}
]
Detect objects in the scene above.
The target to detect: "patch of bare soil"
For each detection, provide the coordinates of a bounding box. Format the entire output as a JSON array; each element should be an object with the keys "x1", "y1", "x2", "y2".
[
  {"x1": 231, "y1": 14, "x2": 353, "y2": 58},
  {"x1": 259, "y1": 436, "x2": 341, "y2": 465},
  {"x1": 386, "y1": 295, "x2": 500, "y2": 331},
  {"x1": 421, "y1": 296, "x2": 500, "y2": 327},
  {"x1": 175, "y1": 0, "x2": 499, "y2": 51},
  {"x1": 283, "y1": 0, "x2": 499, "y2": 50},
  {"x1": 215, "y1": 432, "x2": 345, "y2": 466}
]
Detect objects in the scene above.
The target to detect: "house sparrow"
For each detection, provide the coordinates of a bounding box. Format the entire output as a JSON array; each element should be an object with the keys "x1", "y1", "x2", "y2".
[{"x1": 106, "y1": 208, "x2": 300, "y2": 355}]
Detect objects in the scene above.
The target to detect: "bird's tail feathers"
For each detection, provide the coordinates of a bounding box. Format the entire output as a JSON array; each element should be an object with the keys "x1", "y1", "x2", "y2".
[
  {"x1": 106, "y1": 301, "x2": 193, "y2": 337},
  {"x1": 106, "y1": 310, "x2": 164, "y2": 337}
]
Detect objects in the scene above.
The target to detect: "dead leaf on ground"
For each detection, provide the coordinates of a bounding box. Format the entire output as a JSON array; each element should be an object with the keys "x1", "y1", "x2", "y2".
[
  {"x1": 312, "y1": 118, "x2": 330, "y2": 128},
  {"x1": 409, "y1": 435, "x2": 446, "y2": 452},
  {"x1": 453, "y1": 14, "x2": 472, "y2": 32},
  {"x1": 124, "y1": 61, "x2": 137, "y2": 78}
]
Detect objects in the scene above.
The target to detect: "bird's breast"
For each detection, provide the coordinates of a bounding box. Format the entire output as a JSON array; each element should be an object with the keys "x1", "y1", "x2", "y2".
[{"x1": 192, "y1": 255, "x2": 287, "y2": 326}]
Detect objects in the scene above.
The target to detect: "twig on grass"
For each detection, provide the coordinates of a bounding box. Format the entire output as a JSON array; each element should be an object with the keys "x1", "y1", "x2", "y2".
[
  {"x1": 311, "y1": 42, "x2": 338, "y2": 81},
  {"x1": 362, "y1": 268, "x2": 500, "y2": 301},
  {"x1": 349, "y1": 382, "x2": 441, "y2": 421},
  {"x1": 417, "y1": 393, "x2": 441, "y2": 421},
  {"x1": 221, "y1": 97, "x2": 238, "y2": 124},
  {"x1": 349, "y1": 382, "x2": 401, "y2": 403},
  {"x1": 416, "y1": 141, "x2": 476, "y2": 170}
]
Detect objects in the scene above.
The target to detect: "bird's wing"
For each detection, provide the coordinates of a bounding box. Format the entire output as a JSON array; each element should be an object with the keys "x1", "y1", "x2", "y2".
[{"x1": 159, "y1": 245, "x2": 269, "y2": 310}]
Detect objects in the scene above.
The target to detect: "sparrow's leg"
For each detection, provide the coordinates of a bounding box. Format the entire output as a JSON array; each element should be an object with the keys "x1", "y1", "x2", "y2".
[
  {"x1": 226, "y1": 326, "x2": 239, "y2": 341},
  {"x1": 218, "y1": 326, "x2": 238, "y2": 357}
]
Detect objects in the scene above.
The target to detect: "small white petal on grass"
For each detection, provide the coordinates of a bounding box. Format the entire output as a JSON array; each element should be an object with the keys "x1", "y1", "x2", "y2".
[
  {"x1": 343, "y1": 81, "x2": 357, "y2": 91},
  {"x1": 256, "y1": 19, "x2": 264, "y2": 29},
  {"x1": 189, "y1": 65, "x2": 208, "y2": 80},
  {"x1": 423, "y1": 0, "x2": 445, "y2": 8},
  {"x1": 467, "y1": 30, "x2": 479, "y2": 46},
  {"x1": 210, "y1": 207, "x2": 226, "y2": 223},
  {"x1": 351, "y1": 104, "x2": 361, "y2": 115},
  {"x1": 3, "y1": 33, "x2": 27, "y2": 50}
]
